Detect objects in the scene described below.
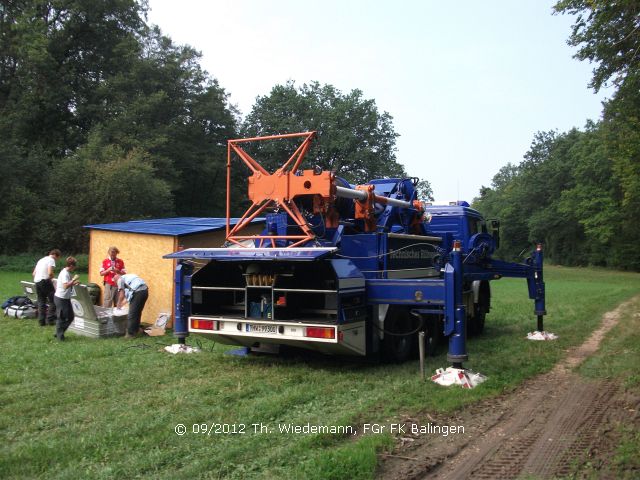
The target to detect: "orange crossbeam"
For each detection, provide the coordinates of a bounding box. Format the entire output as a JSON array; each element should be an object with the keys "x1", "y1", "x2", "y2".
[{"x1": 226, "y1": 131, "x2": 335, "y2": 247}]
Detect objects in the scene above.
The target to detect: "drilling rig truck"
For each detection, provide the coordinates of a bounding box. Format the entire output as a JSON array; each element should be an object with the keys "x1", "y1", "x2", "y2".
[{"x1": 165, "y1": 132, "x2": 546, "y2": 367}]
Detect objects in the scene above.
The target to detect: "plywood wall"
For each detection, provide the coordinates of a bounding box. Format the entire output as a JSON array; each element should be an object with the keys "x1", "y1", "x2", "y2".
[
  {"x1": 89, "y1": 230, "x2": 175, "y2": 327},
  {"x1": 88, "y1": 222, "x2": 266, "y2": 329},
  {"x1": 179, "y1": 230, "x2": 228, "y2": 249},
  {"x1": 177, "y1": 223, "x2": 265, "y2": 250}
]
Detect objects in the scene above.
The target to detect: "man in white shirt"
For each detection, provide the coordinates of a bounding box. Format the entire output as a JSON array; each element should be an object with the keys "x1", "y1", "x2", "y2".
[
  {"x1": 32, "y1": 249, "x2": 61, "y2": 326},
  {"x1": 53, "y1": 256, "x2": 80, "y2": 341}
]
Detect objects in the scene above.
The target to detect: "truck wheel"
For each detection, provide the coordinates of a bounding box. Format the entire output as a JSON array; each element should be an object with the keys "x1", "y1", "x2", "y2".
[
  {"x1": 382, "y1": 307, "x2": 414, "y2": 363},
  {"x1": 468, "y1": 281, "x2": 489, "y2": 336},
  {"x1": 468, "y1": 304, "x2": 486, "y2": 336}
]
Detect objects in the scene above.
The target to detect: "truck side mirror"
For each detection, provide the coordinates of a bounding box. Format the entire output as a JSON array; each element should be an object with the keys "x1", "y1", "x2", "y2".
[{"x1": 489, "y1": 219, "x2": 500, "y2": 249}]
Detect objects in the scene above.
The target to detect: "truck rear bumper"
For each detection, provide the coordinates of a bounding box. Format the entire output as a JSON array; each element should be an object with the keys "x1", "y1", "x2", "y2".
[{"x1": 188, "y1": 316, "x2": 366, "y2": 356}]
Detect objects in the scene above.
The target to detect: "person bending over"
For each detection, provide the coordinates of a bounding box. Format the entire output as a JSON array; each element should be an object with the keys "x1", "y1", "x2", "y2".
[
  {"x1": 33, "y1": 249, "x2": 61, "y2": 326},
  {"x1": 114, "y1": 273, "x2": 149, "y2": 338}
]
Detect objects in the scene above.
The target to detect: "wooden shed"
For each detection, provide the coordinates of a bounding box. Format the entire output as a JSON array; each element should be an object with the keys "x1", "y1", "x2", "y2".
[{"x1": 85, "y1": 218, "x2": 264, "y2": 327}]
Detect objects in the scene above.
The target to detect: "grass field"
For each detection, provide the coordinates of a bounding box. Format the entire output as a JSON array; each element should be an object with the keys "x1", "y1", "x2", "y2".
[
  {"x1": 575, "y1": 294, "x2": 640, "y2": 478},
  {"x1": 1, "y1": 266, "x2": 639, "y2": 479}
]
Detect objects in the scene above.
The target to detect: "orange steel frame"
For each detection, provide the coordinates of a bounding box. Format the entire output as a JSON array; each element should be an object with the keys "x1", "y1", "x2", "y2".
[{"x1": 225, "y1": 131, "x2": 335, "y2": 248}]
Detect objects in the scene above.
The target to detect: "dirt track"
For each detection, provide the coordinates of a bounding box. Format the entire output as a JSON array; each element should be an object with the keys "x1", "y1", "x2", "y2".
[{"x1": 376, "y1": 297, "x2": 639, "y2": 480}]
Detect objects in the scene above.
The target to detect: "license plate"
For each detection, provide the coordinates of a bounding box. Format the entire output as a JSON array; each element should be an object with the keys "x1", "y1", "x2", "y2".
[{"x1": 246, "y1": 323, "x2": 277, "y2": 334}]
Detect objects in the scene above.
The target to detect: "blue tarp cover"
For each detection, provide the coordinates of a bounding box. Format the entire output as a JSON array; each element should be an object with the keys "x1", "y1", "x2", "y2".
[{"x1": 85, "y1": 217, "x2": 264, "y2": 236}]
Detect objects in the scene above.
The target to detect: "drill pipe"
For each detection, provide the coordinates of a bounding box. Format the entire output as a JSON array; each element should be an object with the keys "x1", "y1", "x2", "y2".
[{"x1": 335, "y1": 185, "x2": 417, "y2": 210}]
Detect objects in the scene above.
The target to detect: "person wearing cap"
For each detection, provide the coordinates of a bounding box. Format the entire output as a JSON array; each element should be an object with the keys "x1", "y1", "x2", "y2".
[
  {"x1": 32, "y1": 249, "x2": 61, "y2": 326},
  {"x1": 100, "y1": 246, "x2": 126, "y2": 308},
  {"x1": 113, "y1": 273, "x2": 148, "y2": 338}
]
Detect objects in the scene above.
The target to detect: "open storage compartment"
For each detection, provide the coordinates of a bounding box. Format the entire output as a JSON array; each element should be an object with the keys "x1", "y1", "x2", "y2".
[
  {"x1": 191, "y1": 262, "x2": 245, "y2": 317},
  {"x1": 190, "y1": 260, "x2": 340, "y2": 322}
]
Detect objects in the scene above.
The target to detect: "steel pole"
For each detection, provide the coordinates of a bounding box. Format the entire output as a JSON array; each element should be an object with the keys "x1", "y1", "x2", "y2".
[
  {"x1": 419, "y1": 331, "x2": 426, "y2": 381},
  {"x1": 335, "y1": 185, "x2": 415, "y2": 209}
]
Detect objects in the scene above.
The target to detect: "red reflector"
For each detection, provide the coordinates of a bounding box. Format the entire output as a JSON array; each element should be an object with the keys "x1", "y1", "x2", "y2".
[
  {"x1": 305, "y1": 327, "x2": 335, "y2": 339},
  {"x1": 191, "y1": 319, "x2": 215, "y2": 330}
]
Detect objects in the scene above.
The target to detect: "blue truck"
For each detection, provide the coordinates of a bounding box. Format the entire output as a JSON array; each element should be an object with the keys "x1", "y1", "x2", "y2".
[{"x1": 165, "y1": 132, "x2": 546, "y2": 367}]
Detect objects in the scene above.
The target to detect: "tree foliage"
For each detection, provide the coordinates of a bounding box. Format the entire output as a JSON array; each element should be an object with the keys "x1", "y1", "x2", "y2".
[
  {"x1": 0, "y1": 0, "x2": 237, "y2": 253},
  {"x1": 554, "y1": 0, "x2": 640, "y2": 92},
  {"x1": 474, "y1": 0, "x2": 640, "y2": 270},
  {"x1": 415, "y1": 179, "x2": 434, "y2": 202},
  {"x1": 241, "y1": 81, "x2": 406, "y2": 185},
  {"x1": 0, "y1": 3, "x2": 413, "y2": 254}
]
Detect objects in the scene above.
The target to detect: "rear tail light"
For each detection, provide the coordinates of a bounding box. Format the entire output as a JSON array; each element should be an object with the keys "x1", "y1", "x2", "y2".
[
  {"x1": 305, "y1": 327, "x2": 335, "y2": 339},
  {"x1": 191, "y1": 319, "x2": 216, "y2": 330}
]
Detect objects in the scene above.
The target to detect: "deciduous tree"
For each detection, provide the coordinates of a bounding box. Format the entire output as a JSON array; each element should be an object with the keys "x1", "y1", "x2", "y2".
[{"x1": 241, "y1": 81, "x2": 406, "y2": 185}]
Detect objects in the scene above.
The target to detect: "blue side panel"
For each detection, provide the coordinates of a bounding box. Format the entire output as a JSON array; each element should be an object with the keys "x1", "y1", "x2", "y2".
[
  {"x1": 427, "y1": 217, "x2": 463, "y2": 244},
  {"x1": 366, "y1": 278, "x2": 446, "y2": 306},
  {"x1": 339, "y1": 235, "x2": 380, "y2": 279},
  {"x1": 330, "y1": 259, "x2": 365, "y2": 283},
  {"x1": 164, "y1": 247, "x2": 337, "y2": 261},
  {"x1": 330, "y1": 259, "x2": 366, "y2": 325}
]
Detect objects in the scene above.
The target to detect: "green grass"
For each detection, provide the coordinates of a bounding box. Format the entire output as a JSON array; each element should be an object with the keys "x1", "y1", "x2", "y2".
[
  {"x1": 579, "y1": 295, "x2": 640, "y2": 389},
  {"x1": 574, "y1": 295, "x2": 640, "y2": 478},
  {"x1": 1, "y1": 266, "x2": 639, "y2": 479}
]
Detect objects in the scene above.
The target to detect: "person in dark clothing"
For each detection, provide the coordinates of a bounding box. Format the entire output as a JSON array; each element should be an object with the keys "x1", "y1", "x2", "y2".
[
  {"x1": 32, "y1": 249, "x2": 61, "y2": 326},
  {"x1": 114, "y1": 273, "x2": 149, "y2": 338}
]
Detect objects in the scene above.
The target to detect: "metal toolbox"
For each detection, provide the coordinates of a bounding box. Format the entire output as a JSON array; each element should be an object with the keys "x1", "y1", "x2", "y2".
[{"x1": 67, "y1": 284, "x2": 128, "y2": 338}]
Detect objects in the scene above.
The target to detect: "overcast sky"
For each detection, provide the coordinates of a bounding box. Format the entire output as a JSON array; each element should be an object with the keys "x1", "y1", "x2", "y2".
[{"x1": 147, "y1": 0, "x2": 610, "y2": 203}]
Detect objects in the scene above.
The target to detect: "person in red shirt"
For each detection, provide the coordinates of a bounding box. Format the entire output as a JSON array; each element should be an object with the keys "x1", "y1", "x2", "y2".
[{"x1": 100, "y1": 246, "x2": 126, "y2": 308}]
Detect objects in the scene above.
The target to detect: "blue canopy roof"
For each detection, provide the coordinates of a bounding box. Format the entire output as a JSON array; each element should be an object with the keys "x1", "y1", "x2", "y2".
[{"x1": 85, "y1": 217, "x2": 264, "y2": 237}]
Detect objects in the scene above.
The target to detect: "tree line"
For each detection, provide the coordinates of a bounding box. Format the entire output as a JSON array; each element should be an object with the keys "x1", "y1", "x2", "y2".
[
  {"x1": 5, "y1": 1, "x2": 634, "y2": 267},
  {"x1": 0, "y1": 0, "x2": 409, "y2": 254},
  {"x1": 473, "y1": 1, "x2": 640, "y2": 270}
]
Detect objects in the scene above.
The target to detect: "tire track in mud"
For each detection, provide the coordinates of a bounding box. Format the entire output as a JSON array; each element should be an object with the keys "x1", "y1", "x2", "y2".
[{"x1": 377, "y1": 296, "x2": 636, "y2": 480}]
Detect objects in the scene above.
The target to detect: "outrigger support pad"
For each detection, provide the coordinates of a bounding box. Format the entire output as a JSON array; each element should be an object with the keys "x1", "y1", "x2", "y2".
[
  {"x1": 431, "y1": 367, "x2": 487, "y2": 389},
  {"x1": 526, "y1": 331, "x2": 558, "y2": 341}
]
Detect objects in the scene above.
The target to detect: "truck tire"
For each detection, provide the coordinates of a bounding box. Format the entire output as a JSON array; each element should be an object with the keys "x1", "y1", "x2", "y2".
[
  {"x1": 468, "y1": 304, "x2": 486, "y2": 336},
  {"x1": 468, "y1": 281, "x2": 490, "y2": 336},
  {"x1": 382, "y1": 307, "x2": 414, "y2": 363}
]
